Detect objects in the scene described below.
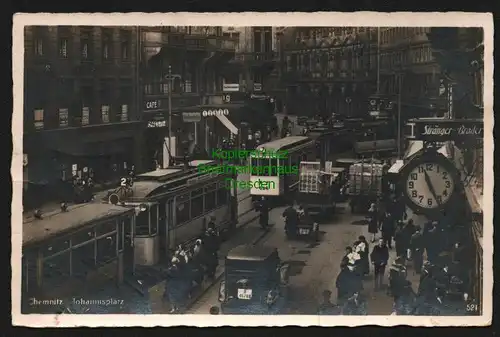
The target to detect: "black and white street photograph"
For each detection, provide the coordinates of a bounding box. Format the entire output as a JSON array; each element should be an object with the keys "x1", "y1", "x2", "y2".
[{"x1": 12, "y1": 13, "x2": 493, "y2": 327}]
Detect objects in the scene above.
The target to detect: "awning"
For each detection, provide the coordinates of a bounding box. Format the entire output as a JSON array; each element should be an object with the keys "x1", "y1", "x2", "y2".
[
  {"x1": 216, "y1": 113, "x2": 238, "y2": 135},
  {"x1": 405, "y1": 140, "x2": 424, "y2": 159}
]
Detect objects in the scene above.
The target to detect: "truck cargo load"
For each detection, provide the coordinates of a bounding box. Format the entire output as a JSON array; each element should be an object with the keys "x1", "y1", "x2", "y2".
[{"x1": 347, "y1": 161, "x2": 384, "y2": 197}]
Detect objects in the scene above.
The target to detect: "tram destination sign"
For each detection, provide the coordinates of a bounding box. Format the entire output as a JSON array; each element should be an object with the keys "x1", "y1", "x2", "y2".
[{"x1": 406, "y1": 118, "x2": 484, "y2": 141}]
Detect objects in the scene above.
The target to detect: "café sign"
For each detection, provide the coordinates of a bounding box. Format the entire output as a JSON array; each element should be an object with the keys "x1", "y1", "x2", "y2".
[
  {"x1": 144, "y1": 99, "x2": 162, "y2": 111},
  {"x1": 405, "y1": 118, "x2": 483, "y2": 141}
]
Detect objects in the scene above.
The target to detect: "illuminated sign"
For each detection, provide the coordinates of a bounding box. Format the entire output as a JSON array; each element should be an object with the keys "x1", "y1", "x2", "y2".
[{"x1": 147, "y1": 120, "x2": 166, "y2": 128}]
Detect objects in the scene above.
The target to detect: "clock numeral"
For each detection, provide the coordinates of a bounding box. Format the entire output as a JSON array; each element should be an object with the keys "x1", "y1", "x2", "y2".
[
  {"x1": 443, "y1": 189, "x2": 448, "y2": 197},
  {"x1": 410, "y1": 173, "x2": 418, "y2": 180},
  {"x1": 445, "y1": 181, "x2": 451, "y2": 188},
  {"x1": 408, "y1": 181, "x2": 414, "y2": 189},
  {"x1": 418, "y1": 195, "x2": 424, "y2": 203},
  {"x1": 426, "y1": 163, "x2": 434, "y2": 171},
  {"x1": 436, "y1": 195, "x2": 443, "y2": 204},
  {"x1": 427, "y1": 198, "x2": 433, "y2": 206},
  {"x1": 442, "y1": 172, "x2": 448, "y2": 180},
  {"x1": 411, "y1": 190, "x2": 417, "y2": 198},
  {"x1": 418, "y1": 166, "x2": 424, "y2": 173}
]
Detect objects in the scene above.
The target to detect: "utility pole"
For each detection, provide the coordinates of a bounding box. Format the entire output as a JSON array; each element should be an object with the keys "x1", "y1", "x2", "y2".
[
  {"x1": 168, "y1": 65, "x2": 173, "y2": 160},
  {"x1": 397, "y1": 72, "x2": 402, "y2": 159},
  {"x1": 376, "y1": 27, "x2": 380, "y2": 95}
]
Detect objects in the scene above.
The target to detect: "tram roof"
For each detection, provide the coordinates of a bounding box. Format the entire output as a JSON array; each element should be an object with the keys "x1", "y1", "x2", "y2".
[
  {"x1": 128, "y1": 181, "x2": 169, "y2": 200},
  {"x1": 255, "y1": 136, "x2": 312, "y2": 152},
  {"x1": 23, "y1": 203, "x2": 134, "y2": 247}
]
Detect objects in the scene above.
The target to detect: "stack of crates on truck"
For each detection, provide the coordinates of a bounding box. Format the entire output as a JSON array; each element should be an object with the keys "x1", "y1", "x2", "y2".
[
  {"x1": 347, "y1": 160, "x2": 384, "y2": 213},
  {"x1": 297, "y1": 161, "x2": 336, "y2": 216}
]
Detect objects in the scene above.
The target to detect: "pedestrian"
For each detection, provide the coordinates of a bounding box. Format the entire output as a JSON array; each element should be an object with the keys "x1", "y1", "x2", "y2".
[
  {"x1": 353, "y1": 235, "x2": 370, "y2": 276},
  {"x1": 380, "y1": 211, "x2": 395, "y2": 249},
  {"x1": 282, "y1": 202, "x2": 299, "y2": 237},
  {"x1": 367, "y1": 203, "x2": 378, "y2": 242},
  {"x1": 399, "y1": 219, "x2": 415, "y2": 262},
  {"x1": 389, "y1": 256, "x2": 407, "y2": 298},
  {"x1": 318, "y1": 289, "x2": 340, "y2": 315},
  {"x1": 452, "y1": 241, "x2": 467, "y2": 265},
  {"x1": 255, "y1": 196, "x2": 270, "y2": 230},
  {"x1": 164, "y1": 257, "x2": 184, "y2": 313},
  {"x1": 335, "y1": 263, "x2": 353, "y2": 303},
  {"x1": 394, "y1": 220, "x2": 405, "y2": 257},
  {"x1": 343, "y1": 246, "x2": 361, "y2": 273},
  {"x1": 410, "y1": 225, "x2": 425, "y2": 274},
  {"x1": 206, "y1": 215, "x2": 217, "y2": 232},
  {"x1": 370, "y1": 238, "x2": 389, "y2": 291},
  {"x1": 425, "y1": 221, "x2": 439, "y2": 263}
]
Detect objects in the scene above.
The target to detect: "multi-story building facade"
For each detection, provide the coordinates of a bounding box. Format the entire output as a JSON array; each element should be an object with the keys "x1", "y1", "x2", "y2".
[
  {"x1": 140, "y1": 26, "x2": 237, "y2": 169},
  {"x1": 280, "y1": 27, "x2": 378, "y2": 118},
  {"x1": 23, "y1": 26, "x2": 142, "y2": 209}
]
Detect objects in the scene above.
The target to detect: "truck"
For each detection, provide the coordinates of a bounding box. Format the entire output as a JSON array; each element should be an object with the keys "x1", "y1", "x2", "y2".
[
  {"x1": 347, "y1": 159, "x2": 385, "y2": 213},
  {"x1": 296, "y1": 161, "x2": 347, "y2": 219}
]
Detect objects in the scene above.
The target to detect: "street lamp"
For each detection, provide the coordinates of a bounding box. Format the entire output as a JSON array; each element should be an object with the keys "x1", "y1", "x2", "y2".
[{"x1": 165, "y1": 65, "x2": 182, "y2": 163}]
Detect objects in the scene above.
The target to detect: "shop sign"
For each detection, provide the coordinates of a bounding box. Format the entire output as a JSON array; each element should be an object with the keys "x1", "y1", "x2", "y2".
[
  {"x1": 253, "y1": 83, "x2": 262, "y2": 91},
  {"x1": 147, "y1": 120, "x2": 167, "y2": 128},
  {"x1": 405, "y1": 118, "x2": 483, "y2": 141},
  {"x1": 182, "y1": 112, "x2": 202, "y2": 123},
  {"x1": 223, "y1": 83, "x2": 240, "y2": 92},
  {"x1": 202, "y1": 108, "x2": 230, "y2": 117},
  {"x1": 144, "y1": 99, "x2": 162, "y2": 111}
]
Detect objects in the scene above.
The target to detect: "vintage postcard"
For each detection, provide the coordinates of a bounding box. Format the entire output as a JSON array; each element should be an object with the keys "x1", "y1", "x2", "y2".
[{"x1": 11, "y1": 12, "x2": 493, "y2": 327}]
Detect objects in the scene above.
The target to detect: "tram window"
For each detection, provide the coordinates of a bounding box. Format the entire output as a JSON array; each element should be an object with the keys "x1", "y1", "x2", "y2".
[
  {"x1": 217, "y1": 187, "x2": 228, "y2": 206},
  {"x1": 135, "y1": 210, "x2": 150, "y2": 236},
  {"x1": 204, "y1": 189, "x2": 216, "y2": 211},
  {"x1": 96, "y1": 221, "x2": 117, "y2": 237},
  {"x1": 71, "y1": 228, "x2": 95, "y2": 247},
  {"x1": 96, "y1": 233, "x2": 118, "y2": 264},
  {"x1": 191, "y1": 189, "x2": 204, "y2": 219},
  {"x1": 22, "y1": 251, "x2": 38, "y2": 294},
  {"x1": 117, "y1": 221, "x2": 125, "y2": 252},
  {"x1": 176, "y1": 201, "x2": 191, "y2": 225},
  {"x1": 42, "y1": 238, "x2": 70, "y2": 258},
  {"x1": 71, "y1": 241, "x2": 96, "y2": 277},
  {"x1": 150, "y1": 204, "x2": 158, "y2": 235},
  {"x1": 42, "y1": 252, "x2": 71, "y2": 288}
]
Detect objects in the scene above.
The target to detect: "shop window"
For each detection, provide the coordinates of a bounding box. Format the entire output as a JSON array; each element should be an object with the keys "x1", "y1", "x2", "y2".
[
  {"x1": 42, "y1": 238, "x2": 71, "y2": 258},
  {"x1": 216, "y1": 187, "x2": 228, "y2": 207},
  {"x1": 96, "y1": 234, "x2": 117, "y2": 265},
  {"x1": 101, "y1": 105, "x2": 110, "y2": 123},
  {"x1": 191, "y1": 188, "x2": 204, "y2": 218},
  {"x1": 58, "y1": 108, "x2": 69, "y2": 127},
  {"x1": 42, "y1": 252, "x2": 71, "y2": 288},
  {"x1": 34, "y1": 109, "x2": 44, "y2": 130},
  {"x1": 204, "y1": 184, "x2": 217, "y2": 211}
]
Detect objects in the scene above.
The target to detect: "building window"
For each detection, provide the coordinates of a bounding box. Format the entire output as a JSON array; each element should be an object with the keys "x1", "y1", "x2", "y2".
[
  {"x1": 144, "y1": 83, "x2": 153, "y2": 95},
  {"x1": 58, "y1": 108, "x2": 69, "y2": 127},
  {"x1": 103, "y1": 42, "x2": 110, "y2": 60},
  {"x1": 121, "y1": 41, "x2": 128, "y2": 60},
  {"x1": 34, "y1": 39, "x2": 43, "y2": 56},
  {"x1": 59, "y1": 38, "x2": 68, "y2": 58},
  {"x1": 121, "y1": 104, "x2": 128, "y2": 122},
  {"x1": 34, "y1": 109, "x2": 44, "y2": 130},
  {"x1": 101, "y1": 105, "x2": 110, "y2": 123},
  {"x1": 81, "y1": 40, "x2": 89, "y2": 59},
  {"x1": 82, "y1": 107, "x2": 90, "y2": 126},
  {"x1": 120, "y1": 29, "x2": 131, "y2": 60},
  {"x1": 102, "y1": 29, "x2": 112, "y2": 61}
]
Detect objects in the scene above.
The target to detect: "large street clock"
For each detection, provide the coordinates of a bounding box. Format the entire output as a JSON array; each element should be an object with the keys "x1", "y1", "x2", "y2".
[{"x1": 400, "y1": 149, "x2": 460, "y2": 217}]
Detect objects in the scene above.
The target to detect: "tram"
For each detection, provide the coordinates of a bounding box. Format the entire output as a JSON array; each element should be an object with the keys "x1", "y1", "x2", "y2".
[
  {"x1": 106, "y1": 159, "x2": 238, "y2": 265},
  {"x1": 249, "y1": 136, "x2": 316, "y2": 202}
]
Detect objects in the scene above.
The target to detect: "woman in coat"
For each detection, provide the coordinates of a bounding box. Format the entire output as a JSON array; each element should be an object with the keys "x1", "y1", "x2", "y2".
[{"x1": 367, "y1": 203, "x2": 379, "y2": 242}]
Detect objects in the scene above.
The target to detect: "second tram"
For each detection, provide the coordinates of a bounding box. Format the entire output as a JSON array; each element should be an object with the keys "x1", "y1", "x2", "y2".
[{"x1": 249, "y1": 136, "x2": 316, "y2": 202}]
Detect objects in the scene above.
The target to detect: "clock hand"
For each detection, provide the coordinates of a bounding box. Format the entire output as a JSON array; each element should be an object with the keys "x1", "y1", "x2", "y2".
[{"x1": 423, "y1": 170, "x2": 441, "y2": 207}]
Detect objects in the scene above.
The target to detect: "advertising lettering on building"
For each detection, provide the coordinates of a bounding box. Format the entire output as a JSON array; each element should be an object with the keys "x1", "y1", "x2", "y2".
[
  {"x1": 405, "y1": 118, "x2": 484, "y2": 141},
  {"x1": 144, "y1": 99, "x2": 162, "y2": 111}
]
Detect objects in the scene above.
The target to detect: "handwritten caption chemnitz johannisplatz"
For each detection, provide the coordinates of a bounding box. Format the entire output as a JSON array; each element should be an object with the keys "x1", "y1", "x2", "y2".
[{"x1": 29, "y1": 297, "x2": 124, "y2": 307}]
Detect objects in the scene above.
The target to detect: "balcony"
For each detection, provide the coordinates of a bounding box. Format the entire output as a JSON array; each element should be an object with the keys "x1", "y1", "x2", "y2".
[{"x1": 283, "y1": 69, "x2": 375, "y2": 83}]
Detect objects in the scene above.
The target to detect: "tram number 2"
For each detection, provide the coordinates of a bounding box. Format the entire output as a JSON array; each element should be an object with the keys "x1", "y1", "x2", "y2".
[{"x1": 120, "y1": 178, "x2": 127, "y2": 186}]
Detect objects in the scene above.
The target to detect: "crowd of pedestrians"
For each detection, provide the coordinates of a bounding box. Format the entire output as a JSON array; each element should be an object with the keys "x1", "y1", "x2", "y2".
[{"x1": 163, "y1": 216, "x2": 221, "y2": 313}]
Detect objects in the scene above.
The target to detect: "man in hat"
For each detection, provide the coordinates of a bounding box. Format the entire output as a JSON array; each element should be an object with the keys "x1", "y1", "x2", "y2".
[
  {"x1": 389, "y1": 256, "x2": 408, "y2": 298},
  {"x1": 370, "y1": 238, "x2": 389, "y2": 290}
]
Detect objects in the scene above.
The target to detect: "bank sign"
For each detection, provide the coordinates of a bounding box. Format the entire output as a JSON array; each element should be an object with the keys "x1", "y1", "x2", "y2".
[{"x1": 405, "y1": 118, "x2": 484, "y2": 141}]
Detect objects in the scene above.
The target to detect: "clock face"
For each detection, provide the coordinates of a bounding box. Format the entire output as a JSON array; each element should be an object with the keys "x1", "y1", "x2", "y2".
[{"x1": 405, "y1": 162, "x2": 455, "y2": 209}]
